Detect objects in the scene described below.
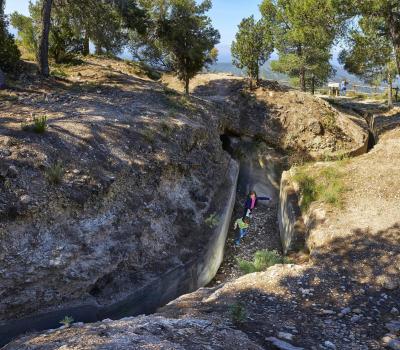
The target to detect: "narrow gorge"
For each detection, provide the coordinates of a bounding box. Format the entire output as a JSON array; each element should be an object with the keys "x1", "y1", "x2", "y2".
[{"x1": 1, "y1": 60, "x2": 399, "y2": 350}]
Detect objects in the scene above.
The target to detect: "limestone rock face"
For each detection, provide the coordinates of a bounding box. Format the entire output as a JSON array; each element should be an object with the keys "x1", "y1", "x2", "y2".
[
  {"x1": 3, "y1": 316, "x2": 264, "y2": 350},
  {"x1": 0, "y1": 57, "x2": 233, "y2": 323}
]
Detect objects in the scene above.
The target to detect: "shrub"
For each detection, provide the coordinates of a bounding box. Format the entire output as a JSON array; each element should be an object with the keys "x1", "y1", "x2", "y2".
[
  {"x1": 205, "y1": 212, "x2": 219, "y2": 228},
  {"x1": 229, "y1": 302, "x2": 247, "y2": 324},
  {"x1": 46, "y1": 162, "x2": 64, "y2": 185},
  {"x1": 33, "y1": 116, "x2": 47, "y2": 133},
  {"x1": 238, "y1": 250, "x2": 290, "y2": 274},
  {"x1": 21, "y1": 116, "x2": 48, "y2": 133},
  {"x1": 59, "y1": 316, "x2": 74, "y2": 327}
]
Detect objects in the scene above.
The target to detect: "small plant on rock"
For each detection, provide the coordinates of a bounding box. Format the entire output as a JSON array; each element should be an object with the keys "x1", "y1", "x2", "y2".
[
  {"x1": 229, "y1": 302, "x2": 247, "y2": 324},
  {"x1": 205, "y1": 212, "x2": 219, "y2": 228},
  {"x1": 46, "y1": 162, "x2": 64, "y2": 185},
  {"x1": 238, "y1": 250, "x2": 290, "y2": 274},
  {"x1": 21, "y1": 115, "x2": 48, "y2": 133},
  {"x1": 33, "y1": 116, "x2": 47, "y2": 133},
  {"x1": 59, "y1": 316, "x2": 74, "y2": 327}
]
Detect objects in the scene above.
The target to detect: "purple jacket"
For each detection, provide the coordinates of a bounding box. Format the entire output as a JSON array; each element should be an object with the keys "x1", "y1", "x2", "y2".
[{"x1": 244, "y1": 196, "x2": 270, "y2": 210}]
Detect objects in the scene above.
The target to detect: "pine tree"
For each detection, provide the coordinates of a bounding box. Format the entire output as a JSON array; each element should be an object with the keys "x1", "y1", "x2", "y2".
[
  {"x1": 339, "y1": 17, "x2": 397, "y2": 107},
  {"x1": 231, "y1": 16, "x2": 273, "y2": 89},
  {"x1": 157, "y1": 0, "x2": 220, "y2": 94},
  {"x1": 260, "y1": 0, "x2": 343, "y2": 92},
  {"x1": 349, "y1": 0, "x2": 400, "y2": 77}
]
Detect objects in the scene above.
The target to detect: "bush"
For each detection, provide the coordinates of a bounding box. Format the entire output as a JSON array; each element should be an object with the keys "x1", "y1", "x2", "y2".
[
  {"x1": 21, "y1": 116, "x2": 48, "y2": 133},
  {"x1": 238, "y1": 250, "x2": 290, "y2": 274},
  {"x1": 46, "y1": 162, "x2": 64, "y2": 185},
  {"x1": 59, "y1": 316, "x2": 74, "y2": 327},
  {"x1": 33, "y1": 116, "x2": 47, "y2": 133},
  {"x1": 229, "y1": 302, "x2": 247, "y2": 324}
]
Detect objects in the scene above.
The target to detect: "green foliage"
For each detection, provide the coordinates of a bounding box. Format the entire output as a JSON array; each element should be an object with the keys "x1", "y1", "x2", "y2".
[
  {"x1": 292, "y1": 170, "x2": 317, "y2": 211},
  {"x1": 0, "y1": 9, "x2": 21, "y2": 73},
  {"x1": 157, "y1": 0, "x2": 220, "y2": 93},
  {"x1": 238, "y1": 250, "x2": 290, "y2": 274},
  {"x1": 59, "y1": 316, "x2": 74, "y2": 327},
  {"x1": 33, "y1": 116, "x2": 47, "y2": 133},
  {"x1": 21, "y1": 116, "x2": 48, "y2": 133},
  {"x1": 339, "y1": 16, "x2": 397, "y2": 106},
  {"x1": 46, "y1": 162, "x2": 64, "y2": 185},
  {"x1": 293, "y1": 165, "x2": 346, "y2": 211},
  {"x1": 231, "y1": 16, "x2": 273, "y2": 85},
  {"x1": 229, "y1": 302, "x2": 247, "y2": 324},
  {"x1": 260, "y1": 0, "x2": 344, "y2": 91},
  {"x1": 11, "y1": 0, "x2": 145, "y2": 64},
  {"x1": 10, "y1": 10, "x2": 38, "y2": 59},
  {"x1": 346, "y1": 1, "x2": 400, "y2": 78},
  {"x1": 205, "y1": 212, "x2": 219, "y2": 228}
]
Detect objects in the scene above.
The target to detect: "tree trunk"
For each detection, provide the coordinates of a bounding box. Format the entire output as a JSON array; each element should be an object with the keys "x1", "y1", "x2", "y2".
[
  {"x1": 299, "y1": 67, "x2": 306, "y2": 92},
  {"x1": 311, "y1": 74, "x2": 315, "y2": 95},
  {"x1": 95, "y1": 44, "x2": 103, "y2": 55},
  {"x1": 184, "y1": 76, "x2": 189, "y2": 95},
  {"x1": 256, "y1": 64, "x2": 260, "y2": 87},
  {"x1": 0, "y1": 68, "x2": 5, "y2": 89},
  {"x1": 388, "y1": 12, "x2": 400, "y2": 76},
  {"x1": 388, "y1": 70, "x2": 393, "y2": 108},
  {"x1": 82, "y1": 32, "x2": 90, "y2": 56},
  {"x1": 38, "y1": 0, "x2": 53, "y2": 77},
  {"x1": 0, "y1": 1, "x2": 6, "y2": 88}
]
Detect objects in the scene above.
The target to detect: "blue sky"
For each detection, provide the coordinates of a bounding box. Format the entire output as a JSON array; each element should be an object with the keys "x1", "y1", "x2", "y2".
[{"x1": 5, "y1": 0, "x2": 263, "y2": 62}]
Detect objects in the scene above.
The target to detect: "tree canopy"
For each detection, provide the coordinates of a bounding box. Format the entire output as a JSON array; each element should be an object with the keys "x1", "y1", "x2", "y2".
[
  {"x1": 231, "y1": 15, "x2": 273, "y2": 88},
  {"x1": 157, "y1": 0, "x2": 220, "y2": 94},
  {"x1": 260, "y1": 0, "x2": 344, "y2": 92}
]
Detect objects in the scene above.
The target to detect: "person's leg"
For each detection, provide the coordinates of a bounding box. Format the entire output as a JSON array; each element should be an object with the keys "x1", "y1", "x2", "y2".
[
  {"x1": 240, "y1": 228, "x2": 247, "y2": 238},
  {"x1": 235, "y1": 228, "x2": 245, "y2": 245},
  {"x1": 235, "y1": 229, "x2": 241, "y2": 245}
]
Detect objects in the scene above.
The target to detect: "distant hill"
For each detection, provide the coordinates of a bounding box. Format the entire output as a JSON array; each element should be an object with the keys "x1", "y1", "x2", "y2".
[{"x1": 207, "y1": 61, "x2": 393, "y2": 93}]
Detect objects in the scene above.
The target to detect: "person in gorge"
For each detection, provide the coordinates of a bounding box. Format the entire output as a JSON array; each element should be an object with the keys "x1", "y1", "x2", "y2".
[
  {"x1": 243, "y1": 191, "x2": 271, "y2": 219},
  {"x1": 233, "y1": 216, "x2": 250, "y2": 246}
]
